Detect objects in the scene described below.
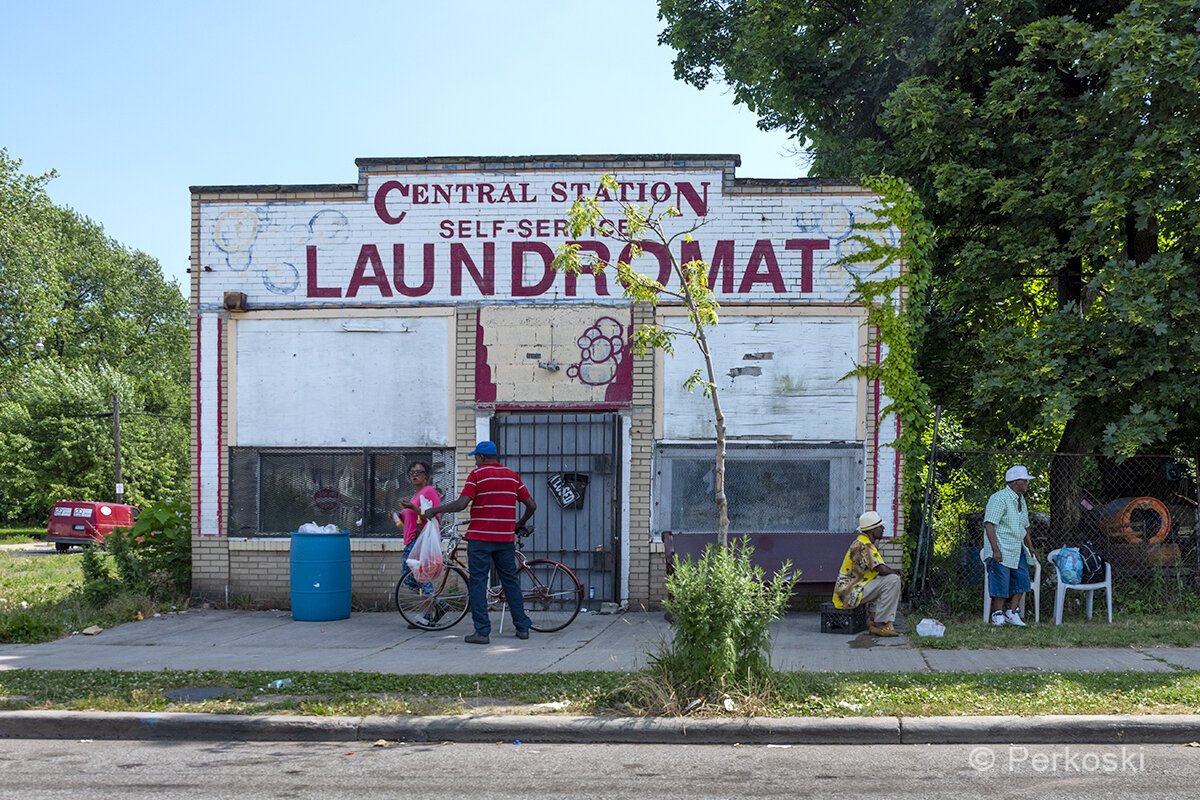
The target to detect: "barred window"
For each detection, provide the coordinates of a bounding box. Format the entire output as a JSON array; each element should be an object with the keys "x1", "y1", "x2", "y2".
[
  {"x1": 654, "y1": 444, "x2": 863, "y2": 534},
  {"x1": 229, "y1": 448, "x2": 455, "y2": 536}
]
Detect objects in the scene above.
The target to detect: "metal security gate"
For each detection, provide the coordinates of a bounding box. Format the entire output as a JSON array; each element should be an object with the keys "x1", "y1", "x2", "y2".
[{"x1": 493, "y1": 413, "x2": 621, "y2": 602}]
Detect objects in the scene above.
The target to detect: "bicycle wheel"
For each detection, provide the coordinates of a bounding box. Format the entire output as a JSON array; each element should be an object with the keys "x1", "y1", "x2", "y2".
[
  {"x1": 519, "y1": 559, "x2": 584, "y2": 632},
  {"x1": 395, "y1": 562, "x2": 470, "y2": 631}
]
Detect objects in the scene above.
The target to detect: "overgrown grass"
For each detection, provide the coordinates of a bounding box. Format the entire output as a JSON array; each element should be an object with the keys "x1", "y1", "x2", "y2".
[
  {"x1": 0, "y1": 547, "x2": 175, "y2": 643},
  {"x1": 1, "y1": 669, "x2": 1197, "y2": 718},
  {"x1": 910, "y1": 611, "x2": 1200, "y2": 649},
  {"x1": 0, "y1": 527, "x2": 41, "y2": 545}
]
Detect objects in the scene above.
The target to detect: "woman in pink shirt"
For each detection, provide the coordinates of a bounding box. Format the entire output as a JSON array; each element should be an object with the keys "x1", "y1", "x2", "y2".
[
  {"x1": 394, "y1": 461, "x2": 441, "y2": 545},
  {"x1": 392, "y1": 461, "x2": 442, "y2": 628}
]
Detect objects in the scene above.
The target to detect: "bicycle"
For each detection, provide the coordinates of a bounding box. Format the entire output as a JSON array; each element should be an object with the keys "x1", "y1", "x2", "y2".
[{"x1": 394, "y1": 523, "x2": 584, "y2": 633}]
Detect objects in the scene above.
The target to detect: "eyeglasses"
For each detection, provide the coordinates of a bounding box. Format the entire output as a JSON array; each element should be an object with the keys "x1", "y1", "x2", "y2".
[{"x1": 408, "y1": 470, "x2": 427, "y2": 476}]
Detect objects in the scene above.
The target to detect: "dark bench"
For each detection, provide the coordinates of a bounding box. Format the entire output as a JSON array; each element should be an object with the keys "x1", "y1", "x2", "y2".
[{"x1": 661, "y1": 531, "x2": 858, "y2": 583}]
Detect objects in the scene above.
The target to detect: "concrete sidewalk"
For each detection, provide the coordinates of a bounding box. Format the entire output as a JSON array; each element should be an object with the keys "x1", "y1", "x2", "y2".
[
  {"x1": 1, "y1": 608, "x2": 1198, "y2": 674},
  {"x1": 1, "y1": 608, "x2": 1199, "y2": 745}
]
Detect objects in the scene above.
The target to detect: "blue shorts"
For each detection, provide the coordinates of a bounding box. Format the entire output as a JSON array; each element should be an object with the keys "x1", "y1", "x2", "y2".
[{"x1": 986, "y1": 551, "x2": 1030, "y2": 598}]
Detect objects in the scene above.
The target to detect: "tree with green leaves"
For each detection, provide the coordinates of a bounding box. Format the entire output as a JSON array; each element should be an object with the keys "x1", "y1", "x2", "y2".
[
  {"x1": 0, "y1": 149, "x2": 189, "y2": 522},
  {"x1": 659, "y1": 1, "x2": 1200, "y2": 526},
  {"x1": 552, "y1": 174, "x2": 733, "y2": 547}
]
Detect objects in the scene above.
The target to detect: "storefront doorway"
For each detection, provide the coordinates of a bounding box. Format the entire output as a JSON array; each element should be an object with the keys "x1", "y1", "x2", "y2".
[{"x1": 492, "y1": 412, "x2": 621, "y2": 602}]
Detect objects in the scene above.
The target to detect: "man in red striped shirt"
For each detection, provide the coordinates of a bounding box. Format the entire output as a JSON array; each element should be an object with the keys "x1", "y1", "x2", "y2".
[{"x1": 422, "y1": 441, "x2": 536, "y2": 644}]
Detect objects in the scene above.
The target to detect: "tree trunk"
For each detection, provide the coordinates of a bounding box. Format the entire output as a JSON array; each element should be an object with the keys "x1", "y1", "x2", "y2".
[
  {"x1": 695, "y1": 326, "x2": 730, "y2": 549},
  {"x1": 1049, "y1": 417, "x2": 1095, "y2": 546}
]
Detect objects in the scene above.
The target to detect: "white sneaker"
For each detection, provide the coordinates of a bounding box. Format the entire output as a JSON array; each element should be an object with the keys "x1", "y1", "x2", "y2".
[
  {"x1": 1004, "y1": 609, "x2": 1027, "y2": 627},
  {"x1": 991, "y1": 610, "x2": 1007, "y2": 626}
]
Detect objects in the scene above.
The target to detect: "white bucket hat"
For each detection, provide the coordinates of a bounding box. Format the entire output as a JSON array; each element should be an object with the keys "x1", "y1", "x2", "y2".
[
  {"x1": 856, "y1": 510, "x2": 884, "y2": 532},
  {"x1": 1005, "y1": 465, "x2": 1033, "y2": 483}
]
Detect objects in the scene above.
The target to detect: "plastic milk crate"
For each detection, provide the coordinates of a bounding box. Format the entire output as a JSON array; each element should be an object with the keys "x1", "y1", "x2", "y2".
[{"x1": 820, "y1": 601, "x2": 868, "y2": 634}]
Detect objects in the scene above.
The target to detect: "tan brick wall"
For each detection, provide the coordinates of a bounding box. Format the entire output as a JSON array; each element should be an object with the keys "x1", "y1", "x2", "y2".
[
  {"x1": 190, "y1": 534, "x2": 229, "y2": 603},
  {"x1": 219, "y1": 538, "x2": 409, "y2": 610},
  {"x1": 626, "y1": 304, "x2": 660, "y2": 608},
  {"x1": 455, "y1": 306, "x2": 480, "y2": 493}
]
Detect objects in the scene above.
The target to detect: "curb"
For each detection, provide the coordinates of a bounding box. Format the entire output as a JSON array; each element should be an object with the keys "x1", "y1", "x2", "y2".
[{"x1": 1, "y1": 711, "x2": 1198, "y2": 745}]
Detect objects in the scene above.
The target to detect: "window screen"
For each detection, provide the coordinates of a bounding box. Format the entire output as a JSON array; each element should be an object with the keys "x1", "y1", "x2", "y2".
[{"x1": 655, "y1": 444, "x2": 863, "y2": 535}]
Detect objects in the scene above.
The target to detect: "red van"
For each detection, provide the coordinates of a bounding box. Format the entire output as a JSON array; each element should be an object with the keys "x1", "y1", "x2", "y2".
[{"x1": 45, "y1": 501, "x2": 139, "y2": 551}]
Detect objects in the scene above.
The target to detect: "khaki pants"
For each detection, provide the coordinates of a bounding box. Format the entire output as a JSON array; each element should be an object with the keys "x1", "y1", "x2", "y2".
[{"x1": 858, "y1": 573, "x2": 901, "y2": 624}]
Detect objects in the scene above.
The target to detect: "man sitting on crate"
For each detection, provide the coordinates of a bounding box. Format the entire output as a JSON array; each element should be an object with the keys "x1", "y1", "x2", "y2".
[{"x1": 832, "y1": 511, "x2": 903, "y2": 637}]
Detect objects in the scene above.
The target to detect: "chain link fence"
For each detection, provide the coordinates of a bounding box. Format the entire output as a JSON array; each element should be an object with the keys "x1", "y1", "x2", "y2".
[{"x1": 910, "y1": 451, "x2": 1200, "y2": 618}]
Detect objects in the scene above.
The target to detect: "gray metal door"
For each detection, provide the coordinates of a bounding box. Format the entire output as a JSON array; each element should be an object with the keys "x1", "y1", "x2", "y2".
[{"x1": 492, "y1": 413, "x2": 620, "y2": 602}]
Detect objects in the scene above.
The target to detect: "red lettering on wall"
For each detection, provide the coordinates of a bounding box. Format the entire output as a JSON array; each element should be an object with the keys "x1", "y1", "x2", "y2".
[
  {"x1": 675, "y1": 181, "x2": 710, "y2": 217},
  {"x1": 681, "y1": 239, "x2": 735, "y2": 293},
  {"x1": 564, "y1": 241, "x2": 611, "y2": 297},
  {"x1": 347, "y1": 245, "x2": 394, "y2": 298},
  {"x1": 392, "y1": 244, "x2": 434, "y2": 297},
  {"x1": 451, "y1": 243, "x2": 495, "y2": 296},
  {"x1": 619, "y1": 240, "x2": 673, "y2": 288},
  {"x1": 305, "y1": 246, "x2": 342, "y2": 298},
  {"x1": 785, "y1": 239, "x2": 830, "y2": 294},
  {"x1": 739, "y1": 240, "x2": 787, "y2": 293},
  {"x1": 373, "y1": 181, "x2": 408, "y2": 224},
  {"x1": 512, "y1": 242, "x2": 556, "y2": 297}
]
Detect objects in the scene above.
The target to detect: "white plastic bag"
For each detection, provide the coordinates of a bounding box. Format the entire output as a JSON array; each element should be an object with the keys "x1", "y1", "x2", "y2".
[
  {"x1": 297, "y1": 522, "x2": 339, "y2": 533},
  {"x1": 407, "y1": 516, "x2": 443, "y2": 583},
  {"x1": 915, "y1": 618, "x2": 946, "y2": 638}
]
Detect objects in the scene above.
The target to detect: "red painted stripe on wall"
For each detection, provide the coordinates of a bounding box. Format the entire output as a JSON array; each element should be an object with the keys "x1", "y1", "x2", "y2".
[
  {"x1": 195, "y1": 316, "x2": 202, "y2": 533},
  {"x1": 216, "y1": 318, "x2": 223, "y2": 537},
  {"x1": 893, "y1": 413, "x2": 902, "y2": 534},
  {"x1": 871, "y1": 327, "x2": 881, "y2": 518}
]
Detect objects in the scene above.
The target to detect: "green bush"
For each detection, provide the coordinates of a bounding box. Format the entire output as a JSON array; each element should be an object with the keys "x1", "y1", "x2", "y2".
[
  {"x1": 81, "y1": 498, "x2": 191, "y2": 602},
  {"x1": 655, "y1": 538, "x2": 796, "y2": 702}
]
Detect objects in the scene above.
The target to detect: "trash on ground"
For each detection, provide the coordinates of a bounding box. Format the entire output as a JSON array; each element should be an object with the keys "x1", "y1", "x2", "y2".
[
  {"x1": 534, "y1": 700, "x2": 571, "y2": 710},
  {"x1": 266, "y1": 678, "x2": 293, "y2": 689},
  {"x1": 915, "y1": 618, "x2": 946, "y2": 638},
  {"x1": 81, "y1": 626, "x2": 103, "y2": 636}
]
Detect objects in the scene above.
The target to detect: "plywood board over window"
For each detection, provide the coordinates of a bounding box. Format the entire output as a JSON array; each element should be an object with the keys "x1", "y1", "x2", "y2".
[
  {"x1": 233, "y1": 315, "x2": 451, "y2": 447},
  {"x1": 659, "y1": 313, "x2": 863, "y2": 442}
]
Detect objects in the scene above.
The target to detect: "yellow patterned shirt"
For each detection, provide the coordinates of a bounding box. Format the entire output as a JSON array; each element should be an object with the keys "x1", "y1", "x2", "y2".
[{"x1": 832, "y1": 534, "x2": 885, "y2": 609}]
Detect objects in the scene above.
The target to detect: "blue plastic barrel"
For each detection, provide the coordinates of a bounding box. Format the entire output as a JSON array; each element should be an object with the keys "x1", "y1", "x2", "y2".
[{"x1": 289, "y1": 531, "x2": 351, "y2": 621}]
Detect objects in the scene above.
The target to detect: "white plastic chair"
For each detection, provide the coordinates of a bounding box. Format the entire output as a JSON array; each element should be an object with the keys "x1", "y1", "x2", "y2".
[
  {"x1": 981, "y1": 557, "x2": 1041, "y2": 623},
  {"x1": 1048, "y1": 548, "x2": 1113, "y2": 625}
]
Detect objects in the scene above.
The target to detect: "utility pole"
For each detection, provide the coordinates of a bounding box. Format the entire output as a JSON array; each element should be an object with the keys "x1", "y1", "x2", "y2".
[{"x1": 112, "y1": 395, "x2": 124, "y2": 503}]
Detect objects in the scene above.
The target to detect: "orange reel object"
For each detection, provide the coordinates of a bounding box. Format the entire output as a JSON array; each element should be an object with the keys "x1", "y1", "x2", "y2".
[{"x1": 1100, "y1": 496, "x2": 1171, "y2": 544}]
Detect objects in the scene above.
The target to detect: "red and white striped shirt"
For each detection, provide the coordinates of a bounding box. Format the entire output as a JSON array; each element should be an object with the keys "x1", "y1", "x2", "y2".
[{"x1": 461, "y1": 461, "x2": 531, "y2": 542}]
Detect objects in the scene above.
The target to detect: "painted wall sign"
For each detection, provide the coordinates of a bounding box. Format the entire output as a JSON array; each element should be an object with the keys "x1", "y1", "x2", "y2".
[{"x1": 197, "y1": 168, "x2": 896, "y2": 310}]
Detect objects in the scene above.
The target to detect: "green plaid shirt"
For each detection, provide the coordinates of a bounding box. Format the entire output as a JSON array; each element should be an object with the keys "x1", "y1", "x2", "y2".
[{"x1": 981, "y1": 485, "x2": 1030, "y2": 568}]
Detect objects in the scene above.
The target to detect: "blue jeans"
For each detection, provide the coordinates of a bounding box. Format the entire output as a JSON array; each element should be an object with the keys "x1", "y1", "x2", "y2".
[
  {"x1": 401, "y1": 540, "x2": 434, "y2": 596},
  {"x1": 467, "y1": 539, "x2": 531, "y2": 636}
]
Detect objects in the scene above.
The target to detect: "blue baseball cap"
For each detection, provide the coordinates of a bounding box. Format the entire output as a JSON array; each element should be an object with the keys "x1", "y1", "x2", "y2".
[{"x1": 469, "y1": 440, "x2": 498, "y2": 456}]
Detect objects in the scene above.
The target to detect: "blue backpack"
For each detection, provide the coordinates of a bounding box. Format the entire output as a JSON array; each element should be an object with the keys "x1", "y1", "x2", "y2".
[{"x1": 1053, "y1": 548, "x2": 1083, "y2": 585}]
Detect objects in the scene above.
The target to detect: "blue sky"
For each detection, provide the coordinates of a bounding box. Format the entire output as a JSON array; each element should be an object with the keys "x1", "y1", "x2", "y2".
[{"x1": 1, "y1": 1, "x2": 807, "y2": 290}]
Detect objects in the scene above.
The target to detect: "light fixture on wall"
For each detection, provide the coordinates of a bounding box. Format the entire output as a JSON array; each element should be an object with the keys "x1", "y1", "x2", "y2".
[
  {"x1": 538, "y1": 358, "x2": 560, "y2": 372},
  {"x1": 223, "y1": 292, "x2": 248, "y2": 311}
]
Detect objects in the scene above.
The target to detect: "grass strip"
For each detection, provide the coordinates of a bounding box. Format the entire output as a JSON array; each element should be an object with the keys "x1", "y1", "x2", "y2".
[
  {"x1": 1, "y1": 669, "x2": 1197, "y2": 718},
  {"x1": 909, "y1": 613, "x2": 1200, "y2": 649}
]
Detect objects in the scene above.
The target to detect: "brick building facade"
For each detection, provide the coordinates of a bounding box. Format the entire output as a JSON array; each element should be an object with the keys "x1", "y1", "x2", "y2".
[{"x1": 189, "y1": 154, "x2": 903, "y2": 609}]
